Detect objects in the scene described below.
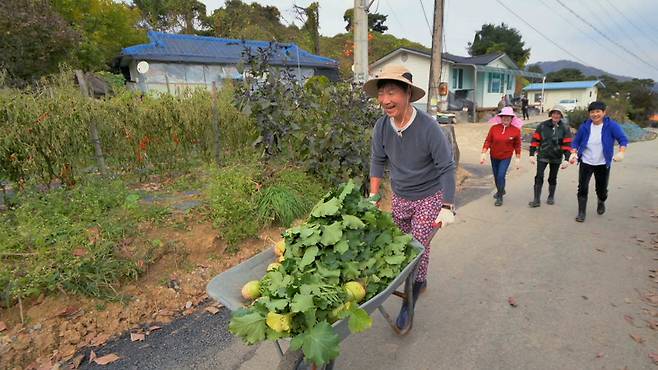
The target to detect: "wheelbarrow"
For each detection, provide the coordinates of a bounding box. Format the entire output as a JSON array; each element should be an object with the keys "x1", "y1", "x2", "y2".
[{"x1": 207, "y1": 239, "x2": 426, "y2": 370}]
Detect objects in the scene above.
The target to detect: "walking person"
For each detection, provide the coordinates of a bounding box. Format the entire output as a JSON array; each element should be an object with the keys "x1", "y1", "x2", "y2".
[
  {"x1": 569, "y1": 101, "x2": 628, "y2": 222},
  {"x1": 497, "y1": 95, "x2": 506, "y2": 113},
  {"x1": 481, "y1": 106, "x2": 522, "y2": 206},
  {"x1": 365, "y1": 64, "x2": 456, "y2": 330},
  {"x1": 528, "y1": 105, "x2": 572, "y2": 207},
  {"x1": 521, "y1": 94, "x2": 530, "y2": 120}
]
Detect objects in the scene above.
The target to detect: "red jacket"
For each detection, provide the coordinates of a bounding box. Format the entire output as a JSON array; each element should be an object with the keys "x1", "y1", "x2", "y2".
[{"x1": 483, "y1": 124, "x2": 521, "y2": 160}]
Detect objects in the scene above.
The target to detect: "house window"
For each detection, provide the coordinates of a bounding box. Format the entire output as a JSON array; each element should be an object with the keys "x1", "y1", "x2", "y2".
[
  {"x1": 534, "y1": 93, "x2": 542, "y2": 103},
  {"x1": 506, "y1": 74, "x2": 512, "y2": 91},
  {"x1": 452, "y1": 68, "x2": 463, "y2": 89},
  {"x1": 487, "y1": 72, "x2": 502, "y2": 93}
]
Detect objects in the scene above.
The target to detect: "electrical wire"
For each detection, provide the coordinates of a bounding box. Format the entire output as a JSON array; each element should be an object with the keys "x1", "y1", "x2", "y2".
[
  {"x1": 418, "y1": 0, "x2": 433, "y2": 37},
  {"x1": 494, "y1": 0, "x2": 589, "y2": 65},
  {"x1": 585, "y1": 0, "x2": 655, "y2": 62},
  {"x1": 601, "y1": 0, "x2": 658, "y2": 49},
  {"x1": 552, "y1": 0, "x2": 658, "y2": 72}
]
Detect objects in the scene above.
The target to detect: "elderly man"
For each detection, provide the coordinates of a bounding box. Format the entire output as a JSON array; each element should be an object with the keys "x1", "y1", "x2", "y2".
[
  {"x1": 528, "y1": 105, "x2": 573, "y2": 207},
  {"x1": 364, "y1": 64, "x2": 456, "y2": 330},
  {"x1": 569, "y1": 101, "x2": 628, "y2": 222}
]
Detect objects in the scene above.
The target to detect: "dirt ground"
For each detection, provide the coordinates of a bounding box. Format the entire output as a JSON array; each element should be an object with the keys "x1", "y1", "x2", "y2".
[{"x1": 0, "y1": 131, "x2": 479, "y2": 369}]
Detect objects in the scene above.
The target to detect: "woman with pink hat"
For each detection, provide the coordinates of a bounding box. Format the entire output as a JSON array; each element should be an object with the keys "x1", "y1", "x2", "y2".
[{"x1": 480, "y1": 106, "x2": 522, "y2": 206}]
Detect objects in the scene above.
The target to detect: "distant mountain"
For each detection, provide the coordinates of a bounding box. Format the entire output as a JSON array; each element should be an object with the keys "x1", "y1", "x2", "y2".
[{"x1": 527, "y1": 60, "x2": 658, "y2": 91}]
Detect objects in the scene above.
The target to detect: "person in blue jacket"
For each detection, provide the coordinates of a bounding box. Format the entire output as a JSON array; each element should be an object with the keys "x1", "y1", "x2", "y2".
[{"x1": 569, "y1": 101, "x2": 628, "y2": 222}]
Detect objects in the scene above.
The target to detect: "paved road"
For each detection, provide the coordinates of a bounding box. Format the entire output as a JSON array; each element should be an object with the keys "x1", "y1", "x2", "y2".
[{"x1": 82, "y1": 133, "x2": 658, "y2": 370}]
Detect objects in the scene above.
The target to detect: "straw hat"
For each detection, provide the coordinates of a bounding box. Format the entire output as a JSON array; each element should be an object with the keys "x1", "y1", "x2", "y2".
[{"x1": 363, "y1": 64, "x2": 426, "y2": 102}]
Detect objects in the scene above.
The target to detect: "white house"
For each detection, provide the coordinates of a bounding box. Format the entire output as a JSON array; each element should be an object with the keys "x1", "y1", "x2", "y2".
[
  {"x1": 522, "y1": 80, "x2": 605, "y2": 111},
  {"x1": 114, "y1": 31, "x2": 339, "y2": 94},
  {"x1": 369, "y1": 47, "x2": 543, "y2": 121}
]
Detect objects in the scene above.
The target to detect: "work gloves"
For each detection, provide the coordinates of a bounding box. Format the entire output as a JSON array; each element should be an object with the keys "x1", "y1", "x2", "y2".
[
  {"x1": 433, "y1": 207, "x2": 455, "y2": 229},
  {"x1": 560, "y1": 160, "x2": 569, "y2": 169},
  {"x1": 613, "y1": 151, "x2": 625, "y2": 162},
  {"x1": 479, "y1": 153, "x2": 487, "y2": 165},
  {"x1": 569, "y1": 152, "x2": 578, "y2": 164},
  {"x1": 529, "y1": 156, "x2": 536, "y2": 165}
]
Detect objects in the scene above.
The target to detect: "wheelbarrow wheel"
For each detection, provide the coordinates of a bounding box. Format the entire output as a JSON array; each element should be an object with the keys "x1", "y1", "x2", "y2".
[{"x1": 277, "y1": 349, "x2": 335, "y2": 370}]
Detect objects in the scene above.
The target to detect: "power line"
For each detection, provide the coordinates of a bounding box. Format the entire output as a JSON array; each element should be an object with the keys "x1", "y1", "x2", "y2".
[
  {"x1": 418, "y1": 0, "x2": 433, "y2": 37},
  {"x1": 382, "y1": 0, "x2": 405, "y2": 35},
  {"x1": 601, "y1": 0, "x2": 658, "y2": 49},
  {"x1": 493, "y1": 0, "x2": 588, "y2": 65},
  {"x1": 553, "y1": 0, "x2": 658, "y2": 73},
  {"x1": 587, "y1": 0, "x2": 655, "y2": 62}
]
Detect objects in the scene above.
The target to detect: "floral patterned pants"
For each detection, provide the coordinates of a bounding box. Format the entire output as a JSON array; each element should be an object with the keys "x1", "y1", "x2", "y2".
[{"x1": 391, "y1": 191, "x2": 443, "y2": 282}]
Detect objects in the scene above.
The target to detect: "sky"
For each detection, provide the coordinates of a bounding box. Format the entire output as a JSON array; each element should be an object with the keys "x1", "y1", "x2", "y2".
[{"x1": 200, "y1": 0, "x2": 658, "y2": 81}]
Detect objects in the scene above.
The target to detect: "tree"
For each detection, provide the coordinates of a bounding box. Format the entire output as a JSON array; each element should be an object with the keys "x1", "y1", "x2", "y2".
[
  {"x1": 52, "y1": 0, "x2": 147, "y2": 72},
  {"x1": 294, "y1": 2, "x2": 320, "y2": 54},
  {"x1": 0, "y1": 0, "x2": 79, "y2": 85},
  {"x1": 343, "y1": 9, "x2": 388, "y2": 33},
  {"x1": 132, "y1": 0, "x2": 209, "y2": 34},
  {"x1": 468, "y1": 23, "x2": 530, "y2": 67},
  {"x1": 545, "y1": 68, "x2": 585, "y2": 82},
  {"x1": 527, "y1": 64, "x2": 543, "y2": 74}
]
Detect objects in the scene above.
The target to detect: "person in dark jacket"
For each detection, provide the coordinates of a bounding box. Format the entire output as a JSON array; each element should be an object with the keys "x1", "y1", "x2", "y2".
[
  {"x1": 569, "y1": 101, "x2": 628, "y2": 222},
  {"x1": 528, "y1": 105, "x2": 572, "y2": 207},
  {"x1": 521, "y1": 95, "x2": 530, "y2": 120}
]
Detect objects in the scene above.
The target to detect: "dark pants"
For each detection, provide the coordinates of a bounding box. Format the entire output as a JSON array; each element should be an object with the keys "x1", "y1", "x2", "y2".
[
  {"x1": 535, "y1": 161, "x2": 560, "y2": 187},
  {"x1": 577, "y1": 162, "x2": 610, "y2": 201},
  {"x1": 491, "y1": 157, "x2": 511, "y2": 195},
  {"x1": 522, "y1": 107, "x2": 529, "y2": 120}
]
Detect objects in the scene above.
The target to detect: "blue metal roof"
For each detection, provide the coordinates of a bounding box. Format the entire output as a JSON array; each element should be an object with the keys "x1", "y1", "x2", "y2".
[
  {"x1": 118, "y1": 31, "x2": 338, "y2": 69},
  {"x1": 523, "y1": 80, "x2": 604, "y2": 91}
]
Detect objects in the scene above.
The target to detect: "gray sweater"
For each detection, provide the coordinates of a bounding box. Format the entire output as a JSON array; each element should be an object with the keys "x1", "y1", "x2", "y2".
[{"x1": 370, "y1": 109, "x2": 456, "y2": 203}]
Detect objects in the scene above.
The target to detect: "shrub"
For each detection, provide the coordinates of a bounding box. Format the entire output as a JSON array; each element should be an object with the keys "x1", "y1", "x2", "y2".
[
  {"x1": 206, "y1": 164, "x2": 263, "y2": 247},
  {"x1": 0, "y1": 177, "x2": 167, "y2": 304}
]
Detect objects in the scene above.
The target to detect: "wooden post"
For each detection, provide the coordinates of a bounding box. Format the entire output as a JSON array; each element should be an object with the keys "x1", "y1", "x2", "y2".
[
  {"x1": 75, "y1": 70, "x2": 108, "y2": 176},
  {"x1": 211, "y1": 82, "x2": 221, "y2": 166}
]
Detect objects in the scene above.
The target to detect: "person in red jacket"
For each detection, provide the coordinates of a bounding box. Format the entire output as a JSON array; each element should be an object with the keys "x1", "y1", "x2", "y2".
[{"x1": 480, "y1": 107, "x2": 522, "y2": 206}]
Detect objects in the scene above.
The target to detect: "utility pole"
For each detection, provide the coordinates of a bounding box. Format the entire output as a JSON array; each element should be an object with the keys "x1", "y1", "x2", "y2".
[
  {"x1": 426, "y1": 0, "x2": 444, "y2": 114},
  {"x1": 353, "y1": 0, "x2": 372, "y2": 83},
  {"x1": 427, "y1": 0, "x2": 460, "y2": 165}
]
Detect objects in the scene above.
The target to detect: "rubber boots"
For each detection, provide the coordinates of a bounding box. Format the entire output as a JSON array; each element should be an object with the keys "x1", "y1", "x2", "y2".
[
  {"x1": 396, "y1": 280, "x2": 427, "y2": 330},
  {"x1": 547, "y1": 184, "x2": 556, "y2": 205},
  {"x1": 575, "y1": 197, "x2": 587, "y2": 222},
  {"x1": 597, "y1": 199, "x2": 606, "y2": 215},
  {"x1": 528, "y1": 184, "x2": 541, "y2": 208}
]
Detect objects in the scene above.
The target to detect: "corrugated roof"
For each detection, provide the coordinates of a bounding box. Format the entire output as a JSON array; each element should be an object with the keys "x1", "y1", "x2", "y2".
[
  {"x1": 523, "y1": 80, "x2": 604, "y2": 90},
  {"x1": 377, "y1": 47, "x2": 504, "y2": 66},
  {"x1": 118, "y1": 31, "x2": 338, "y2": 69}
]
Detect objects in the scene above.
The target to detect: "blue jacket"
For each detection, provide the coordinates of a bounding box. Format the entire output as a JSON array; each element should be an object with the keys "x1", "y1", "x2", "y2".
[{"x1": 571, "y1": 116, "x2": 628, "y2": 168}]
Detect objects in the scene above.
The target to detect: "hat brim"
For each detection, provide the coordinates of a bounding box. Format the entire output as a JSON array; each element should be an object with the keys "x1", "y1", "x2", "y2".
[
  {"x1": 363, "y1": 77, "x2": 426, "y2": 102},
  {"x1": 548, "y1": 109, "x2": 564, "y2": 117}
]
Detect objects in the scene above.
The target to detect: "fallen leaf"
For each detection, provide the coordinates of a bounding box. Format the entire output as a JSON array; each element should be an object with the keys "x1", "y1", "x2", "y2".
[
  {"x1": 0, "y1": 320, "x2": 6, "y2": 332},
  {"x1": 130, "y1": 332, "x2": 145, "y2": 342},
  {"x1": 72, "y1": 248, "x2": 88, "y2": 257},
  {"x1": 645, "y1": 294, "x2": 658, "y2": 304},
  {"x1": 157, "y1": 309, "x2": 174, "y2": 317},
  {"x1": 629, "y1": 334, "x2": 645, "y2": 343},
  {"x1": 647, "y1": 320, "x2": 658, "y2": 330},
  {"x1": 148, "y1": 325, "x2": 161, "y2": 332},
  {"x1": 508, "y1": 297, "x2": 518, "y2": 307},
  {"x1": 88, "y1": 350, "x2": 97, "y2": 364},
  {"x1": 624, "y1": 315, "x2": 635, "y2": 325},
  {"x1": 624, "y1": 298, "x2": 633, "y2": 304},
  {"x1": 94, "y1": 353, "x2": 120, "y2": 365},
  {"x1": 581, "y1": 295, "x2": 589, "y2": 300},
  {"x1": 57, "y1": 306, "x2": 81, "y2": 318},
  {"x1": 595, "y1": 352, "x2": 604, "y2": 358},
  {"x1": 205, "y1": 306, "x2": 220, "y2": 315},
  {"x1": 649, "y1": 352, "x2": 658, "y2": 365},
  {"x1": 595, "y1": 248, "x2": 605, "y2": 253},
  {"x1": 185, "y1": 301, "x2": 193, "y2": 309},
  {"x1": 69, "y1": 354, "x2": 84, "y2": 369},
  {"x1": 91, "y1": 333, "x2": 110, "y2": 347}
]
